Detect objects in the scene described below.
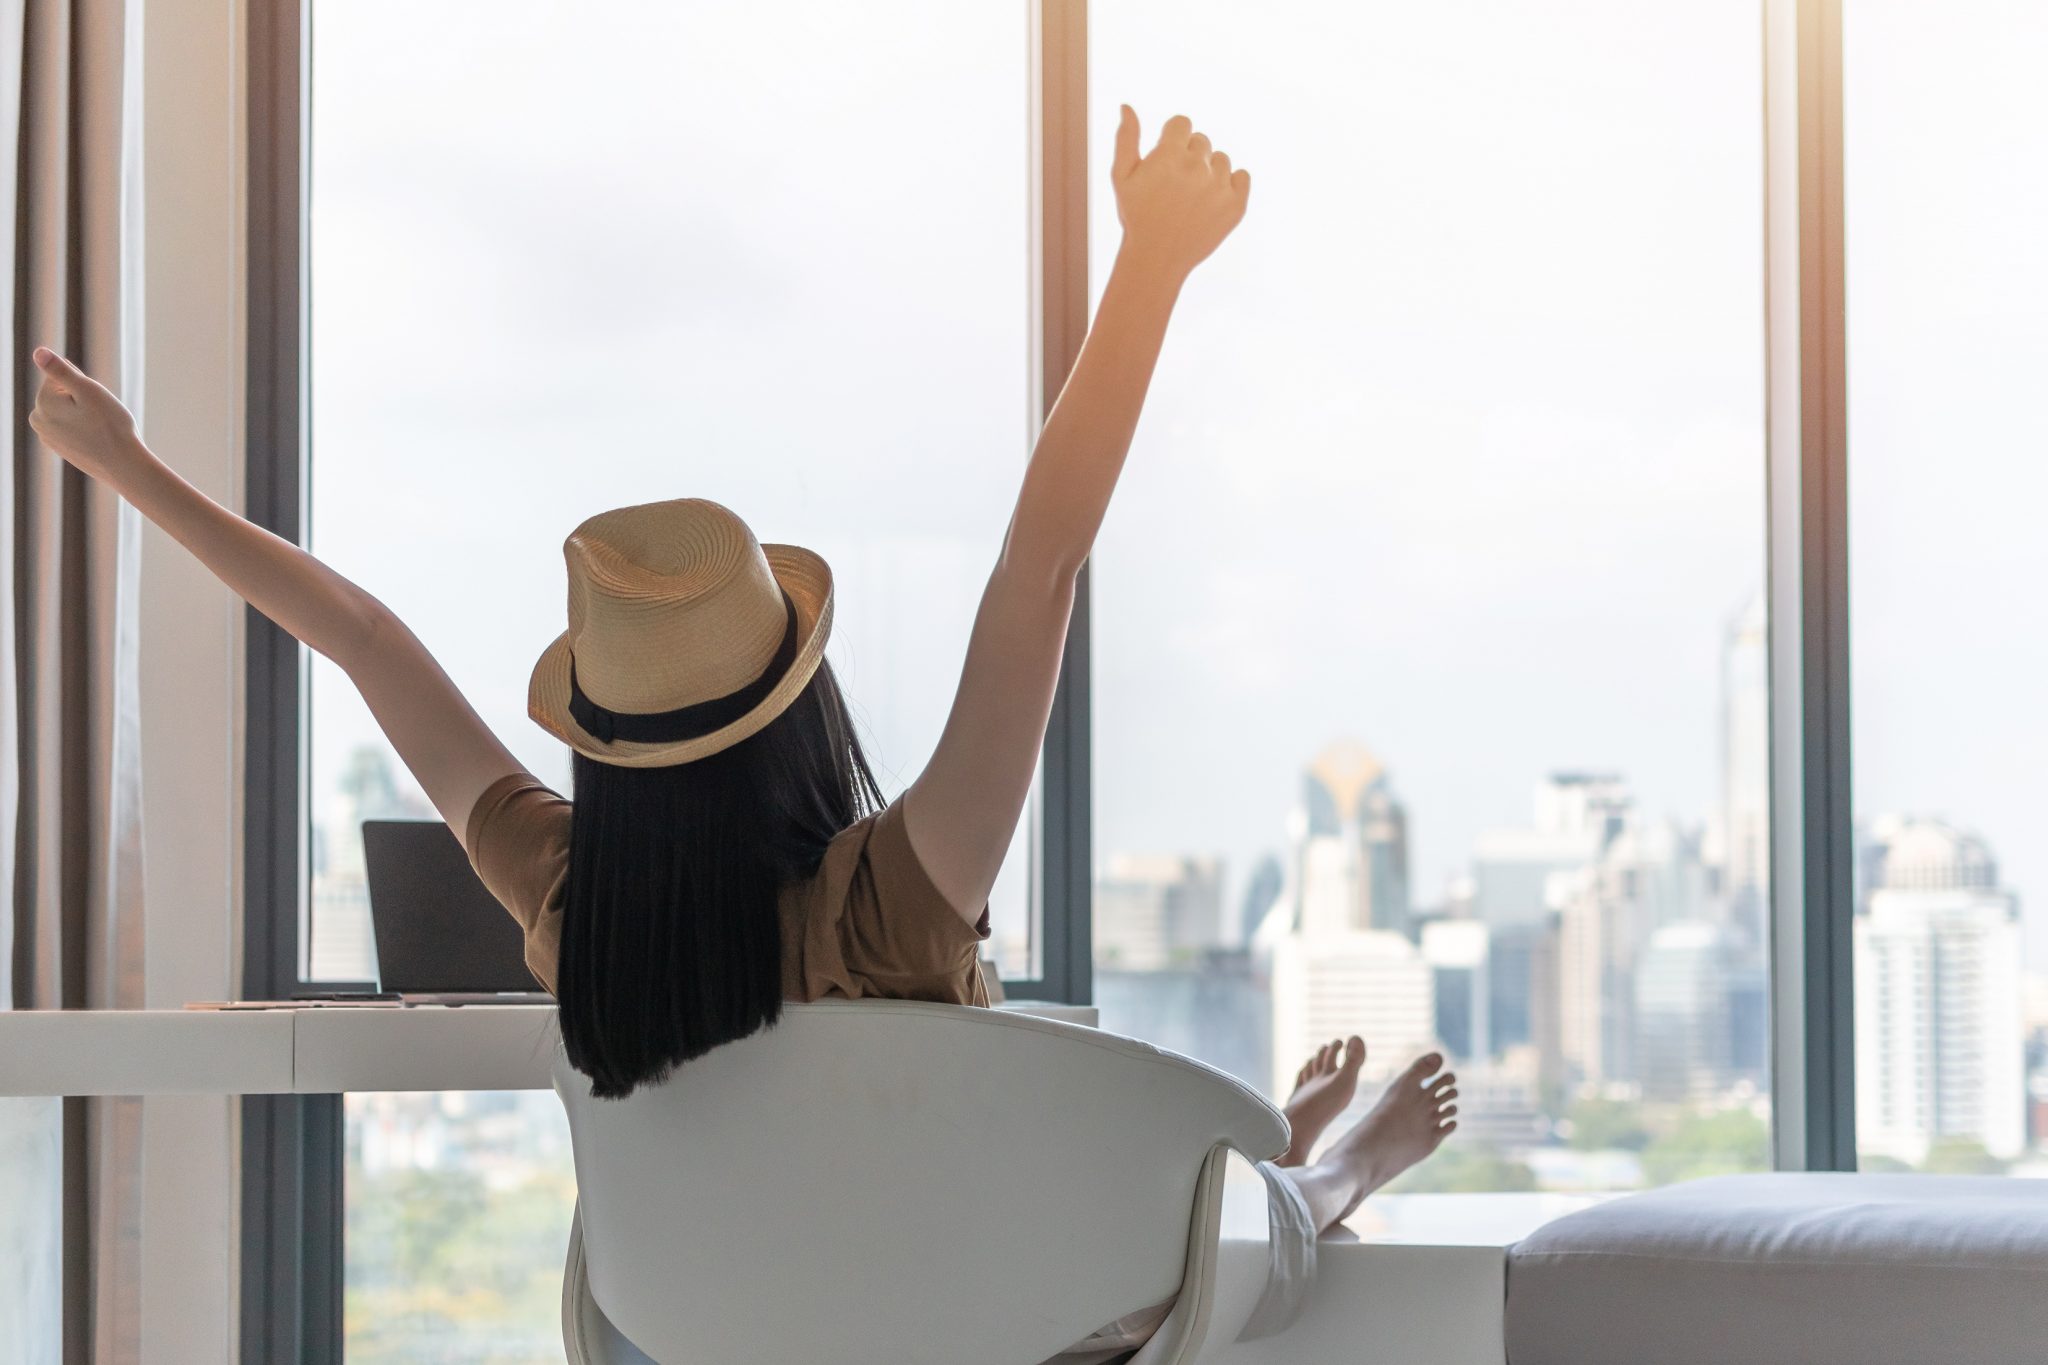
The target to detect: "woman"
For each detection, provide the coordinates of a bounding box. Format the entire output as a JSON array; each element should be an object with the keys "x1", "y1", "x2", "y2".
[{"x1": 30, "y1": 107, "x2": 1455, "y2": 1354}]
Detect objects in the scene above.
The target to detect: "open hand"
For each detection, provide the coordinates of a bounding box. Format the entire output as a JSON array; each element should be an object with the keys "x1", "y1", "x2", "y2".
[
  {"x1": 1111, "y1": 106, "x2": 1250, "y2": 283},
  {"x1": 28, "y1": 348, "x2": 141, "y2": 484}
]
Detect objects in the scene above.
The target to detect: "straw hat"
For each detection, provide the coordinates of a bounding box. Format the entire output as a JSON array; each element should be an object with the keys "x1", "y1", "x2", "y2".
[{"x1": 528, "y1": 499, "x2": 834, "y2": 767}]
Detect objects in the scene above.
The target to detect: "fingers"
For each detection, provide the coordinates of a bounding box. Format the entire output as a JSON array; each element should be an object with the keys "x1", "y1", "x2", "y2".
[
  {"x1": 1156, "y1": 114, "x2": 1193, "y2": 152},
  {"x1": 1112, "y1": 104, "x2": 1141, "y2": 182}
]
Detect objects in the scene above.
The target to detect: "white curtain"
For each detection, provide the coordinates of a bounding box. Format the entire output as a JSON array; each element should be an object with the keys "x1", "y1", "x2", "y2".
[{"x1": 1, "y1": 1, "x2": 147, "y2": 1362}]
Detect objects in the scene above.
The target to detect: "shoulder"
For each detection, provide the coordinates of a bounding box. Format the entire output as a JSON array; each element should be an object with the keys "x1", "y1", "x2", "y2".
[
  {"x1": 463, "y1": 773, "x2": 573, "y2": 976},
  {"x1": 787, "y1": 799, "x2": 990, "y2": 1002},
  {"x1": 465, "y1": 771, "x2": 572, "y2": 856}
]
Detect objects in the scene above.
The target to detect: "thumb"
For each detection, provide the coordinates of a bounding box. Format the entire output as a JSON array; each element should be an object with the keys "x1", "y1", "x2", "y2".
[
  {"x1": 32, "y1": 346, "x2": 86, "y2": 395},
  {"x1": 1112, "y1": 104, "x2": 1140, "y2": 182}
]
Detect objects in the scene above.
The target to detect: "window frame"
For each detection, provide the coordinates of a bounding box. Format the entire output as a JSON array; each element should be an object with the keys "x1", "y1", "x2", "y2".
[{"x1": 239, "y1": 0, "x2": 1859, "y2": 1357}]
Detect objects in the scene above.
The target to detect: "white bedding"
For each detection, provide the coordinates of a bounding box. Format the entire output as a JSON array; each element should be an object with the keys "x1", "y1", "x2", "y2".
[{"x1": 1506, "y1": 1173, "x2": 2048, "y2": 1365}]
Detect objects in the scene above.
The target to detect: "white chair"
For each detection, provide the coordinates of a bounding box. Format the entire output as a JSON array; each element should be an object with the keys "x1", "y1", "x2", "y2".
[{"x1": 554, "y1": 999, "x2": 1290, "y2": 1365}]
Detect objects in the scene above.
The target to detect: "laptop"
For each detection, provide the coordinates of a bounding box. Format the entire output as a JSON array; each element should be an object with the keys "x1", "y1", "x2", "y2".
[{"x1": 362, "y1": 819, "x2": 549, "y2": 1002}]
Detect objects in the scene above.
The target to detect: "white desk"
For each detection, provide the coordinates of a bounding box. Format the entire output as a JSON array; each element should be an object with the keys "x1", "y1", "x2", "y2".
[{"x1": 0, "y1": 1001, "x2": 1098, "y2": 1096}]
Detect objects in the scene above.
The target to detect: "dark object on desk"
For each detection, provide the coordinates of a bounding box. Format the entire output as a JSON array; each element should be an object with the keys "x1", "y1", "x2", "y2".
[{"x1": 363, "y1": 819, "x2": 548, "y2": 999}]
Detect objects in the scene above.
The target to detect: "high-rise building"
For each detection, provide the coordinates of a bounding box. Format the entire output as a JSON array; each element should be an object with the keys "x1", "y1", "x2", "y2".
[
  {"x1": 1720, "y1": 595, "x2": 1770, "y2": 933},
  {"x1": 1261, "y1": 742, "x2": 1433, "y2": 1090},
  {"x1": 1472, "y1": 773, "x2": 1629, "y2": 928},
  {"x1": 1854, "y1": 818, "x2": 2026, "y2": 1164},
  {"x1": 1291, "y1": 740, "x2": 1411, "y2": 936},
  {"x1": 1269, "y1": 929, "x2": 1436, "y2": 1092},
  {"x1": 1238, "y1": 853, "x2": 1285, "y2": 947},
  {"x1": 1635, "y1": 920, "x2": 1759, "y2": 1102},
  {"x1": 1422, "y1": 918, "x2": 1490, "y2": 1063},
  {"x1": 1477, "y1": 775, "x2": 1641, "y2": 1089},
  {"x1": 1096, "y1": 949, "x2": 1274, "y2": 1096},
  {"x1": 1093, "y1": 854, "x2": 1225, "y2": 971},
  {"x1": 1557, "y1": 860, "x2": 1637, "y2": 1090}
]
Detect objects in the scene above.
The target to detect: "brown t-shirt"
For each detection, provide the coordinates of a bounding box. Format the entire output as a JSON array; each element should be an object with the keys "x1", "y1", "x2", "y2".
[{"x1": 463, "y1": 772, "x2": 991, "y2": 1007}]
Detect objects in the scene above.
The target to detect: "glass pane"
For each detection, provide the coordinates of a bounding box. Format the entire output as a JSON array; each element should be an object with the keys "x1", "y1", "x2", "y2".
[
  {"x1": 1090, "y1": 1, "x2": 1771, "y2": 1195},
  {"x1": 344, "y1": 1091, "x2": 576, "y2": 1362},
  {"x1": 311, "y1": 1, "x2": 1030, "y2": 1351},
  {"x1": 1847, "y1": 0, "x2": 2043, "y2": 1174},
  {"x1": 305, "y1": 0, "x2": 1033, "y2": 986}
]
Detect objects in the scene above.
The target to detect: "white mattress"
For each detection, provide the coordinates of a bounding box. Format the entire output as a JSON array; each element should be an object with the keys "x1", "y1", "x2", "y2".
[{"x1": 1505, "y1": 1173, "x2": 2048, "y2": 1365}]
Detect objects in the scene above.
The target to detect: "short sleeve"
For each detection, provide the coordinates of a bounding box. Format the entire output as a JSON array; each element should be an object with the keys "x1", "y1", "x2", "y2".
[
  {"x1": 832, "y1": 799, "x2": 991, "y2": 1003},
  {"x1": 464, "y1": 772, "x2": 573, "y2": 993}
]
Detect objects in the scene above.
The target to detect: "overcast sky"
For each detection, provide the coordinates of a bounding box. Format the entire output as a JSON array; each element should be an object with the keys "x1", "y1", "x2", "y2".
[{"x1": 304, "y1": 0, "x2": 2048, "y2": 962}]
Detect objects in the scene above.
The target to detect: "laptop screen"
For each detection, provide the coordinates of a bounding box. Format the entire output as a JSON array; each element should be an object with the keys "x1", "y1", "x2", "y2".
[{"x1": 362, "y1": 819, "x2": 545, "y2": 995}]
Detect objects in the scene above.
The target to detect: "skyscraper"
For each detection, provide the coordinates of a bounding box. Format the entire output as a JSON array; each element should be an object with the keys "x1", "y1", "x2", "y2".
[
  {"x1": 1422, "y1": 918, "x2": 1491, "y2": 1063},
  {"x1": 1094, "y1": 854, "x2": 1225, "y2": 971},
  {"x1": 1295, "y1": 740, "x2": 1411, "y2": 936},
  {"x1": 1472, "y1": 773, "x2": 1630, "y2": 929},
  {"x1": 1720, "y1": 595, "x2": 1770, "y2": 934},
  {"x1": 1635, "y1": 919, "x2": 1760, "y2": 1102},
  {"x1": 1264, "y1": 742, "x2": 1432, "y2": 1091},
  {"x1": 1238, "y1": 853, "x2": 1285, "y2": 947},
  {"x1": 1854, "y1": 818, "x2": 2026, "y2": 1164},
  {"x1": 1270, "y1": 929, "x2": 1436, "y2": 1091}
]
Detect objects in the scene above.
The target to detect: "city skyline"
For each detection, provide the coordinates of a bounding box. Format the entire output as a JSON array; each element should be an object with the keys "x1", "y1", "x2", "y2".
[{"x1": 1092, "y1": 596, "x2": 2038, "y2": 1183}]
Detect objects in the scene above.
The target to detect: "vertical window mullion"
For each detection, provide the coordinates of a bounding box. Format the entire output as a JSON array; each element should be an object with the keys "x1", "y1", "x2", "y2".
[
  {"x1": 1028, "y1": 0, "x2": 1092, "y2": 1005},
  {"x1": 243, "y1": 2, "x2": 345, "y2": 1362},
  {"x1": 1763, "y1": 0, "x2": 1855, "y2": 1173}
]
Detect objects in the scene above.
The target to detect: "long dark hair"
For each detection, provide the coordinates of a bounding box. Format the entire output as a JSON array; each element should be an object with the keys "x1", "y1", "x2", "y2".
[{"x1": 557, "y1": 660, "x2": 883, "y2": 1099}]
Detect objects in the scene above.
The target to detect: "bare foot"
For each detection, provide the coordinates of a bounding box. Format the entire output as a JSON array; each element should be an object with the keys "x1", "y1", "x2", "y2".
[
  {"x1": 1281, "y1": 1036, "x2": 1366, "y2": 1166},
  {"x1": 1317, "y1": 1052, "x2": 1457, "y2": 1225}
]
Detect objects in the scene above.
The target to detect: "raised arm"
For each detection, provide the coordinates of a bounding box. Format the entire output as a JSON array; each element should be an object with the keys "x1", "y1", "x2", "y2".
[
  {"x1": 28, "y1": 348, "x2": 525, "y2": 844},
  {"x1": 904, "y1": 108, "x2": 1249, "y2": 919}
]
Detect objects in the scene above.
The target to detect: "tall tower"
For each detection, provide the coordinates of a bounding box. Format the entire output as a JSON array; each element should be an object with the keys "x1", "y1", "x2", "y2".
[
  {"x1": 1854, "y1": 819, "x2": 2026, "y2": 1164},
  {"x1": 1297, "y1": 740, "x2": 1411, "y2": 936},
  {"x1": 1721, "y1": 596, "x2": 1770, "y2": 934},
  {"x1": 1269, "y1": 742, "x2": 1430, "y2": 1093}
]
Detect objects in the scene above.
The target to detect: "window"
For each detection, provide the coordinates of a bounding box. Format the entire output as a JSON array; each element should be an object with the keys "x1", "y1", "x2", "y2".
[
  {"x1": 305, "y1": 0, "x2": 1034, "y2": 986},
  {"x1": 1088, "y1": 0, "x2": 1773, "y2": 1193},
  {"x1": 246, "y1": 0, "x2": 1912, "y2": 1355},
  {"x1": 300, "y1": 1, "x2": 1029, "y2": 1354},
  {"x1": 1847, "y1": 0, "x2": 2046, "y2": 1175},
  {"x1": 343, "y1": 1092, "x2": 574, "y2": 1363}
]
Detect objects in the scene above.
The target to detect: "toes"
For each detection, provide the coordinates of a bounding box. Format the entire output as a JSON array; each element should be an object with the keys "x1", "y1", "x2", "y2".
[
  {"x1": 1440, "y1": 1104, "x2": 1458, "y2": 1120},
  {"x1": 1340, "y1": 1036, "x2": 1366, "y2": 1072},
  {"x1": 1432, "y1": 1077, "x2": 1458, "y2": 1100},
  {"x1": 1403, "y1": 1053, "x2": 1446, "y2": 1084}
]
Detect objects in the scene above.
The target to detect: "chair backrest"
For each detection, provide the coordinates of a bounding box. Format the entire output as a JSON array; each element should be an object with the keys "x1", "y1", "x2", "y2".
[{"x1": 554, "y1": 1000, "x2": 1287, "y2": 1365}]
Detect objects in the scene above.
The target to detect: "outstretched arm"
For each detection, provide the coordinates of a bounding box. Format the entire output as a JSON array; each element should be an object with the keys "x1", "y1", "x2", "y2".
[
  {"x1": 904, "y1": 108, "x2": 1249, "y2": 920},
  {"x1": 28, "y1": 348, "x2": 525, "y2": 845}
]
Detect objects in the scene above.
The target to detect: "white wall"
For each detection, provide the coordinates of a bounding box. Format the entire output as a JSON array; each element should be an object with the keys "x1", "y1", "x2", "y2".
[{"x1": 136, "y1": 0, "x2": 246, "y2": 1360}]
